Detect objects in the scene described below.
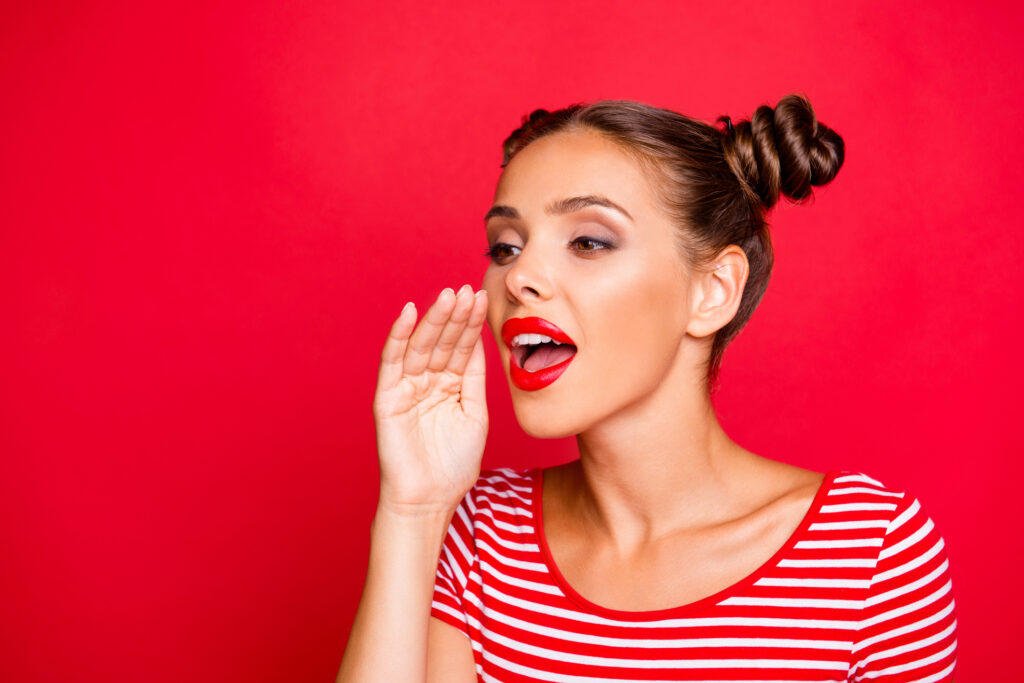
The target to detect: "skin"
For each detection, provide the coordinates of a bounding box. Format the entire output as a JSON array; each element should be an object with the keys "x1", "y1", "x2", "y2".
[{"x1": 481, "y1": 127, "x2": 825, "y2": 610}]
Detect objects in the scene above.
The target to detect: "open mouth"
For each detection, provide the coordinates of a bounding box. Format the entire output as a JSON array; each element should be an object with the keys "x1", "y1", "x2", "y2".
[
  {"x1": 501, "y1": 317, "x2": 578, "y2": 389},
  {"x1": 512, "y1": 341, "x2": 578, "y2": 372}
]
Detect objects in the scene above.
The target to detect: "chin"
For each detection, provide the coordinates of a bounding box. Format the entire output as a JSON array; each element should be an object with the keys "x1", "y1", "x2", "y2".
[{"x1": 510, "y1": 400, "x2": 584, "y2": 439}]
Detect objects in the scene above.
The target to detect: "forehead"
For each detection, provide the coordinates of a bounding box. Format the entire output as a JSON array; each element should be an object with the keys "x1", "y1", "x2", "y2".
[{"x1": 493, "y1": 128, "x2": 658, "y2": 212}]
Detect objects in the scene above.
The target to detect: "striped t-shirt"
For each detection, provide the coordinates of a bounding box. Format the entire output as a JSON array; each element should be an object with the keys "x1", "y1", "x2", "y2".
[{"x1": 430, "y1": 467, "x2": 957, "y2": 681}]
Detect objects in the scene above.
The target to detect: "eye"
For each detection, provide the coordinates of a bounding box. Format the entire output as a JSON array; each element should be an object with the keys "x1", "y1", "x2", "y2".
[
  {"x1": 482, "y1": 242, "x2": 520, "y2": 263},
  {"x1": 571, "y1": 236, "x2": 612, "y2": 253}
]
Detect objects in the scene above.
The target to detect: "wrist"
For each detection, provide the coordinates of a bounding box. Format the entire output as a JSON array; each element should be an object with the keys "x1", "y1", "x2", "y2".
[{"x1": 374, "y1": 498, "x2": 458, "y2": 523}]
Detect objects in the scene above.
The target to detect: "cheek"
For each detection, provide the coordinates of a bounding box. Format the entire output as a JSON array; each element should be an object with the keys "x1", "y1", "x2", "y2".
[{"x1": 583, "y1": 255, "x2": 686, "y2": 372}]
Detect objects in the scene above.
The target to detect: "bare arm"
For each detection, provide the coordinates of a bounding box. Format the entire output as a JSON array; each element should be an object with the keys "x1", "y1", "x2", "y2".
[{"x1": 335, "y1": 503, "x2": 455, "y2": 682}]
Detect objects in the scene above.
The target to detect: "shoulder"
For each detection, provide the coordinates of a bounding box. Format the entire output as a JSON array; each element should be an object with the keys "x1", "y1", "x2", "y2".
[
  {"x1": 824, "y1": 470, "x2": 950, "y2": 560},
  {"x1": 845, "y1": 471, "x2": 958, "y2": 676}
]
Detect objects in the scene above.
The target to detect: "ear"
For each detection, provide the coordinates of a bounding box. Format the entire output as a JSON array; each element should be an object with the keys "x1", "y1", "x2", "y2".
[{"x1": 685, "y1": 245, "x2": 749, "y2": 339}]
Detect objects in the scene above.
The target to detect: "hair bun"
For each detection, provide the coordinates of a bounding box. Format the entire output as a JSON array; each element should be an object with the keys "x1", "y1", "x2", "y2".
[{"x1": 720, "y1": 94, "x2": 844, "y2": 211}]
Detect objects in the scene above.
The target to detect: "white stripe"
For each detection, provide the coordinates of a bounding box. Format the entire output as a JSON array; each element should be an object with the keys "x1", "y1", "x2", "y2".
[
  {"x1": 778, "y1": 558, "x2": 877, "y2": 568},
  {"x1": 795, "y1": 538, "x2": 884, "y2": 549},
  {"x1": 488, "y1": 500, "x2": 533, "y2": 518},
  {"x1": 490, "y1": 514, "x2": 537, "y2": 537},
  {"x1": 721, "y1": 596, "x2": 862, "y2": 609},
  {"x1": 820, "y1": 503, "x2": 898, "y2": 513},
  {"x1": 828, "y1": 486, "x2": 904, "y2": 497},
  {"x1": 756, "y1": 576, "x2": 872, "y2": 589},
  {"x1": 809, "y1": 519, "x2": 890, "y2": 531},
  {"x1": 834, "y1": 473, "x2": 886, "y2": 487}
]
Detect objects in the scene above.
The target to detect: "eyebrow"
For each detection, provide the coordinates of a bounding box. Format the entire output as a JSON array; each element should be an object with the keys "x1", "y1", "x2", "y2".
[{"x1": 483, "y1": 194, "x2": 634, "y2": 224}]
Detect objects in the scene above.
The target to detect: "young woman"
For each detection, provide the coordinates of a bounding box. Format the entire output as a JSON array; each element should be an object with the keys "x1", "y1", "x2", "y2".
[{"x1": 336, "y1": 95, "x2": 958, "y2": 682}]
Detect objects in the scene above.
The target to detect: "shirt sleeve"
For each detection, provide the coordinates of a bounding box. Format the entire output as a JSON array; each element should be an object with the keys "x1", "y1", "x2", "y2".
[
  {"x1": 850, "y1": 493, "x2": 958, "y2": 681},
  {"x1": 429, "y1": 488, "x2": 477, "y2": 640}
]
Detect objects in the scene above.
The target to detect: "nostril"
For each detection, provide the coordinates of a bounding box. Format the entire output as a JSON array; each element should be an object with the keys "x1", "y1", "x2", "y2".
[{"x1": 517, "y1": 285, "x2": 542, "y2": 299}]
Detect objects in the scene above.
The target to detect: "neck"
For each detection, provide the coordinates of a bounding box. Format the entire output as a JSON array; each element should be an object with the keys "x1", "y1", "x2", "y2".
[{"x1": 566, "y1": 346, "x2": 752, "y2": 553}]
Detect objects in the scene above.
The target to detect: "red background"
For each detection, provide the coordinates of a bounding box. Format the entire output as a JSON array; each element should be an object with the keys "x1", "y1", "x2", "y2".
[{"x1": 2, "y1": 1, "x2": 1020, "y2": 680}]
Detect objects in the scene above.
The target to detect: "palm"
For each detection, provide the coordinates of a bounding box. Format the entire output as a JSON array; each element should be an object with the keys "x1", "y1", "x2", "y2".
[{"x1": 373, "y1": 286, "x2": 489, "y2": 511}]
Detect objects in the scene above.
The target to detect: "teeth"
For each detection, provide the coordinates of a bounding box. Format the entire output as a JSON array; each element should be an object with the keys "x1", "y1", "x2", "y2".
[{"x1": 511, "y1": 333, "x2": 562, "y2": 348}]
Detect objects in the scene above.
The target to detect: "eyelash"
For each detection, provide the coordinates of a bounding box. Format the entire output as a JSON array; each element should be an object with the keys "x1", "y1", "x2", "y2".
[{"x1": 482, "y1": 237, "x2": 613, "y2": 262}]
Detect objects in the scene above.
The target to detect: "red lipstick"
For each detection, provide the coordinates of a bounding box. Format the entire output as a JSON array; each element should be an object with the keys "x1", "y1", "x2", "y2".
[{"x1": 501, "y1": 317, "x2": 578, "y2": 391}]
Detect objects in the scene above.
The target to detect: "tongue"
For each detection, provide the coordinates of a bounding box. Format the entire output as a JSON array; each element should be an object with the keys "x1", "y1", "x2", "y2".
[{"x1": 524, "y1": 344, "x2": 577, "y2": 372}]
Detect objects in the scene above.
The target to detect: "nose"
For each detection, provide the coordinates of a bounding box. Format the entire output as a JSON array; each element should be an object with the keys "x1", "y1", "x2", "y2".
[{"x1": 504, "y1": 241, "x2": 553, "y2": 304}]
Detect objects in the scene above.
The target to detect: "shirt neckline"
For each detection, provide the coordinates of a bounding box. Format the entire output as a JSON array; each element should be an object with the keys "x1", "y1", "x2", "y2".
[{"x1": 530, "y1": 466, "x2": 839, "y2": 620}]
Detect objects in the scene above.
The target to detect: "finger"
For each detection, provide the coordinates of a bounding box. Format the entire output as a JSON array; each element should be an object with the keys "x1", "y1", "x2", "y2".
[
  {"x1": 403, "y1": 287, "x2": 457, "y2": 376},
  {"x1": 377, "y1": 301, "x2": 417, "y2": 392},
  {"x1": 426, "y1": 284, "x2": 475, "y2": 372},
  {"x1": 460, "y1": 332, "x2": 487, "y2": 416},
  {"x1": 446, "y1": 289, "x2": 488, "y2": 377}
]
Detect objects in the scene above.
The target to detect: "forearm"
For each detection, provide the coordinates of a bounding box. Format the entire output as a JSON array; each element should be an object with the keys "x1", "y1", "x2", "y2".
[{"x1": 336, "y1": 503, "x2": 456, "y2": 683}]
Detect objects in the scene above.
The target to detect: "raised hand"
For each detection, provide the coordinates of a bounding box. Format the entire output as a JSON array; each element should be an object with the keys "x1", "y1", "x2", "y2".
[{"x1": 372, "y1": 284, "x2": 490, "y2": 514}]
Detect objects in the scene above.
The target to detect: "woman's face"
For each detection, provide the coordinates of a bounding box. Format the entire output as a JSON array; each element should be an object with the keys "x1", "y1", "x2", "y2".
[{"x1": 482, "y1": 128, "x2": 700, "y2": 438}]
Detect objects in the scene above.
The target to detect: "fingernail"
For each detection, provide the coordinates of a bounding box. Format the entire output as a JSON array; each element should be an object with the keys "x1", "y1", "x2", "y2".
[
  {"x1": 458, "y1": 283, "x2": 471, "y2": 294},
  {"x1": 441, "y1": 287, "x2": 454, "y2": 297},
  {"x1": 402, "y1": 301, "x2": 415, "y2": 313}
]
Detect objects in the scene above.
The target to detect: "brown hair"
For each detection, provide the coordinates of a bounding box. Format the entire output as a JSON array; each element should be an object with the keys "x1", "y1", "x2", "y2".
[{"x1": 500, "y1": 94, "x2": 845, "y2": 392}]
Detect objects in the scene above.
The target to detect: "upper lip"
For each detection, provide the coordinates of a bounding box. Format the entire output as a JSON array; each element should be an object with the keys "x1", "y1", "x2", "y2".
[{"x1": 501, "y1": 317, "x2": 577, "y2": 348}]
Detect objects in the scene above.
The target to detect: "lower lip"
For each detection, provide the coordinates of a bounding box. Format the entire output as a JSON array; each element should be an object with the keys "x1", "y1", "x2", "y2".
[{"x1": 509, "y1": 349, "x2": 577, "y2": 391}]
